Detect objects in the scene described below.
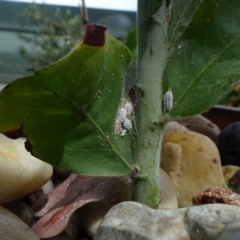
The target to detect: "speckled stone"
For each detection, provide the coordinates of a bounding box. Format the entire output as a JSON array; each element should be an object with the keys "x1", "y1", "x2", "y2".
[
  {"x1": 0, "y1": 205, "x2": 39, "y2": 240},
  {"x1": 94, "y1": 202, "x2": 240, "y2": 240},
  {"x1": 185, "y1": 204, "x2": 240, "y2": 240},
  {"x1": 94, "y1": 201, "x2": 190, "y2": 240},
  {"x1": 161, "y1": 130, "x2": 224, "y2": 207},
  {"x1": 214, "y1": 220, "x2": 240, "y2": 240}
]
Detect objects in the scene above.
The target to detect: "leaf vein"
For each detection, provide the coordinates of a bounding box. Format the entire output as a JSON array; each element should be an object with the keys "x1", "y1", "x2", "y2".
[
  {"x1": 172, "y1": 35, "x2": 240, "y2": 110},
  {"x1": 84, "y1": 111, "x2": 132, "y2": 169}
]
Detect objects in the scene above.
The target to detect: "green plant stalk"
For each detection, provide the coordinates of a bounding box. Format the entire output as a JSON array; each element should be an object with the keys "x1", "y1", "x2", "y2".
[{"x1": 133, "y1": 0, "x2": 168, "y2": 208}]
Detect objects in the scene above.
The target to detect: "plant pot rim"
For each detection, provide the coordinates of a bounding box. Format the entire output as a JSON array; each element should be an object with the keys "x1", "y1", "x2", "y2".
[{"x1": 203, "y1": 105, "x2": 240, "y2": 130}]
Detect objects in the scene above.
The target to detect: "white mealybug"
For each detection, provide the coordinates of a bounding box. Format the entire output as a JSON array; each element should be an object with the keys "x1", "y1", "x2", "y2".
[
  {"x1": 124, "y1": 102, "x2": 133, "y2": 116},
  {"x1": 163, "y1": 89, "x2": 173, "y2": 112},
  {"x1": 115, "y1": 100, "x2": 134, "y2": 137},
  {"x1": 118, "y1": 107, "x2": 127, "y2": 124},
  {"x1": 123, "y1": 118, "x2": 132, "y2": 130},
  {"x1": 121, "y1": 129, "x2": 127, "y2": 137}
]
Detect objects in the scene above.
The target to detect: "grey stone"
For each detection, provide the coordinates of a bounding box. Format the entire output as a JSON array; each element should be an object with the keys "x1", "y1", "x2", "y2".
[
  {"x1": 158, "y1": 169, "x2": 178, "y2": 209},
  {"x1": 0, "y1": 205, "x2": 39, "y2": 240},
  {"x1": 94, "y1": 201, "x2": 190, "y2": 240},
  {"x1": 214, "y1": 220, "x2": 240, "y2": 240},
  {"x1": 184, "y1": 204, "x2": 240, "y2": 240},
  {"x1": 94, "y1": 202, "x2": 240, "y2": 240},
  {"x1": 7, "y1": 202, "x2": 35, "y2": 227}
]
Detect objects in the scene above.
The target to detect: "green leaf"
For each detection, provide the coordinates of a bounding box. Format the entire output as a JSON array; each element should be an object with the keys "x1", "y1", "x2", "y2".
[
  {"x1": 168, "y1": 0, "x2": 203, "y2": 47},
  {"x1": 0, "y1": 25, "x2": 133, "y2": 176},
  {"x1": 164, "y1": 0, "x2": 240, "y2": 118},
  {"x1": 124, "y1": 27, "x2": 137, "y2": 55}
]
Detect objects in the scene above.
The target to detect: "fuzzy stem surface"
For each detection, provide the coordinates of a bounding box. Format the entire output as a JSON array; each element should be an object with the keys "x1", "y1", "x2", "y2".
[{"x1": 133, "y1": 0, "x2": 168, "y2": 208}]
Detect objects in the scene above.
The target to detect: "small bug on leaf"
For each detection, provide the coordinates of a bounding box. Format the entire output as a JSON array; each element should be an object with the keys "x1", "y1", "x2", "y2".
[
  {"x1": 163, "y1": 89, "x2": 173, "y2": 112},
  {"x1": 123, "y1": 118, "x2": 132, "y2": 130},
  {"x1": 124, "y1": 102, "x2": 133, "y2": 116},
  {"x1": 115, "y1": 100, "x2": 135, "y2": 137},
  {"x1": 121, "y1": 129, "x2": 127, "y2": 137},
  {"x1": 117, "y1": 108, "x2": 127, "y2": 124}
]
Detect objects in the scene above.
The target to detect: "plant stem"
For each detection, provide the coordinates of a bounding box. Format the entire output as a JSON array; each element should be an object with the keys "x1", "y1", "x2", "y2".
[{"x1": 133, "y1": 0, "x2": 168, "y2": 208}]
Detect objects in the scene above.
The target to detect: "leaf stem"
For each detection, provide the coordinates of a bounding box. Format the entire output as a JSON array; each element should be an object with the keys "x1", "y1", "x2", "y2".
[{"x1": 133, "y1": 0, "x2": 168, "y2": 208}]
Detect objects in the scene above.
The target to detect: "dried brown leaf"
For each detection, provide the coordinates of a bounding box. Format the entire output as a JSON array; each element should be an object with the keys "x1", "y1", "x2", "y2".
[{"x1": 32, "y1": 174, "x2": 119, "y2": 238}]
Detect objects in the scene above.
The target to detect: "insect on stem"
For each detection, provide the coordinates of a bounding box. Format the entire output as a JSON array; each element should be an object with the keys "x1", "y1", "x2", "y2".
[{"x1": 163, "y1": 89, "x2": 173, "y2": 113}]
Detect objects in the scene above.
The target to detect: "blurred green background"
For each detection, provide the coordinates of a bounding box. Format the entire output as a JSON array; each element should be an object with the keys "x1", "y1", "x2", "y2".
[{"x1": 0, "y1": 1, "x2": 136, "y2": 91}]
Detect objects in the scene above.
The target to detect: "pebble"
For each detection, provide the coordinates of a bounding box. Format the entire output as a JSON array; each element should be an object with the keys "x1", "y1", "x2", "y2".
[
  {"x1": 222, "y1": 165, "x2": 240, "y2": 185},
  {"x1": 80, "y1": 170, "x2": 178, "y2": 237},
  {"x1": 6, "y1": 202, "x2": 35, "y2": 227},
  {"x1": 41, "y1": 179, "x2": 54, "y2": 194},
  {"x1": 0, "y1": 205, "x2": 39, "y2": 240},
  {"x1": 80, "y1": 199, "x2": 112, "y2": 238},
  {"x1": 79, "y1": 170, "x2": 177, "y2": 237},
  {"x1": 217, "y1": 122, "x2": 240, "y2": 166},
  {"x1": 163, "y1": 121, "x2": 188, "y2": 136},
  {"x1": 161, "y1": 130, "x2": 225, "y2": 207},
  {"x1": 214, "y1": 220, "x2": 240, "y2": 240},
  {"x1": 158, "y1": 169, "x2": 178, "y2": 209},
  {"x1": 0, "y1": 134, "x2": 53, "y2": 204},
  {"x1": 228, "y1": 169, "x2": 240, "y2": 194},
  {"x1": 178, "y1": 115, "x2": 220, "y2": 142},
  {"x1": 25, "y1": 188, "x2": 44, "y2": 206},
  {"x1": 192, "y1": 187, "x2": 240, "y2": 206},
  {"x1": 94, "y1": 201, "x2": 240, "y2": 240},
  {"x1": 185, "y1": 204, "x2": 240, "y2": 240}
]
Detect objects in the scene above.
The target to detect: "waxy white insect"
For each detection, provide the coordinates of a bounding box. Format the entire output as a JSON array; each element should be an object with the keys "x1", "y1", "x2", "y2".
[
  {"x1": 163, "y1": 89, "x2": 173, "y2": 112},
  {"x1": 123, "y1": 118, "x2": 132, "y2": 130},
  {"x1": 115, "y1": 100, "x2": 134, "y2": 137},
  {"x1": 121, "y1": 129, "x2": 127, "y2": 137},
  {"x1": 117, "y1": 108, "x2": 127, "y2": 124},
  {"x1": 124, "y1": 102, "x2": 133, "y2": 116}
]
